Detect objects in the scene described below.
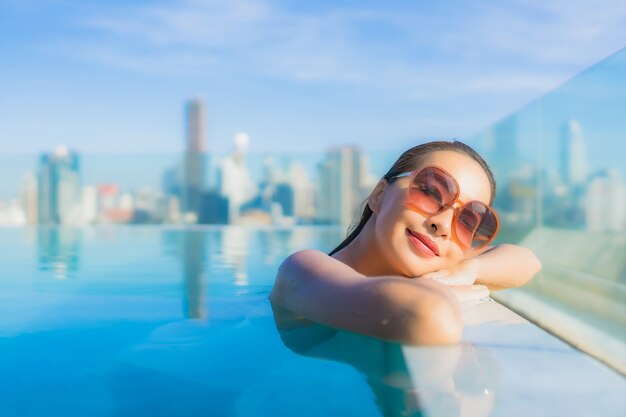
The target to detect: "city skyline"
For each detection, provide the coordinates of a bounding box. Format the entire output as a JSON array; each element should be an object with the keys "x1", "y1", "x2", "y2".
[
  {"x1": 0, "y1": 45, "x2": 624, "y2": 231},
  {"x1": 2, "y1": 106, "x2": 624, "y2": 234}
]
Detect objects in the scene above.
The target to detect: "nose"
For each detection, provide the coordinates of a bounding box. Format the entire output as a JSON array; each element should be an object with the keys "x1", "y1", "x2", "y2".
[{"x1": 426, "y1": 206, "x2": 455, "y2": 238}]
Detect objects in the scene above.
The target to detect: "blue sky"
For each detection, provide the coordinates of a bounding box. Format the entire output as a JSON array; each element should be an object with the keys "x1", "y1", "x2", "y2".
[{"x1": 0, "y1": 0, "x2": 625, "y2": 155}]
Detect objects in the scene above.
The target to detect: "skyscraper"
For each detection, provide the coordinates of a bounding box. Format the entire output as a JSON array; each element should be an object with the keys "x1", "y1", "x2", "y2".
[
  {"x1": 182, "y1": 99, "x2": 207, "y2": 219},
  {"x1": 21, "y1": 172, "x2": 38, "y2": 224},
  {"x1": 287, "y1": 161, "x2": 316, "y2": 222},
  {"x1": 560, "y1": 119, "x2": 587, "y2": 186},
  {"x1": 217, "y1": 132, "x2": 257, "y2": 224},
  {"x1": 487, "y1": 114, "x2": 520, "y2": 185},
  {"x1": 317, "y1": 146, "x2": 369, "y2": 225},
  {"x1": 586, "y1": 170, "x2": 626, "y2": 232},
  {"x1": 38, "y1": 146, "x2": 81, "y2": 224}
]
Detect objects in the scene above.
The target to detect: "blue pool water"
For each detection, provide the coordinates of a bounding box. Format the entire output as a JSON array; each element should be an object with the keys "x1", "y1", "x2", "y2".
[
  {"x1": 1, "y1": 226, "x2": 624, "y2": 417},
  {"x1": 0, "y1": 226, "x2": 408, "y2": 417}
]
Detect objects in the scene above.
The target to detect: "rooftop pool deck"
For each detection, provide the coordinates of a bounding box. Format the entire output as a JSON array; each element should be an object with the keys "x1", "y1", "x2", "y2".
[{"x1": 1, "y1": 226, "x2": 624, "y2": 417}]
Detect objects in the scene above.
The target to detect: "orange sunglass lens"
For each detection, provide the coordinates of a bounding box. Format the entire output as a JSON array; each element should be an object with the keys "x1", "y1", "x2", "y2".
[
  {"x1": 409, "y1": 167, "x2": 458, "y2": 214},
  {"x1": 455, "y1": 203, "x2": 498, "y2": 249}
]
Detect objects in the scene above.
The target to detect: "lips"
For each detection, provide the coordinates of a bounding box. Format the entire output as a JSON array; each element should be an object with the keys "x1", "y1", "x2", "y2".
[{"x1": 406, "y1": 229, "x2": 440, "y2": 256}]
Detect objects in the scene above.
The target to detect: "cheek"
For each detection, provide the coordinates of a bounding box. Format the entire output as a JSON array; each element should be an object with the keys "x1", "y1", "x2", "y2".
[
  {"x1": 439, "y1": 245, "x2": 465, "y2": 268},
  {"x1": 374, "y1": 197, "x2": 406, "y2": 238},
  {"x1": 372, "y1": 212, "x2": 412, "y2": 272}
]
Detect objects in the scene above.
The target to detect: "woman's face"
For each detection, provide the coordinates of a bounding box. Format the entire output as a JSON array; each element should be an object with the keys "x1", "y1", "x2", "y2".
[{"x1": 372, "y1": 150, "x2": 492, "y2": 277}]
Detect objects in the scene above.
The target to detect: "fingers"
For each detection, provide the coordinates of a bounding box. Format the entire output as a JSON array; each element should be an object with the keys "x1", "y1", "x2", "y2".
[
  {"x1": 450, "y1": 285, "x2": 490, "y2": 302},
  {"x1": 421, "y1": 270, "x2": 450, "y2": 280},
  {"x1": 430, "y1": 275, "x2": 467, "y2": 286},
  {"x1": 422, "y1": 271, "x2": 473, "y2": 286}
]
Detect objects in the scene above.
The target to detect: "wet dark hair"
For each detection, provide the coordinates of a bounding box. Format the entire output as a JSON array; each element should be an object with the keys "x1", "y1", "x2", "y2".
[{"x1": 328, "y1": 140, "x2": 496, "y2": 256}]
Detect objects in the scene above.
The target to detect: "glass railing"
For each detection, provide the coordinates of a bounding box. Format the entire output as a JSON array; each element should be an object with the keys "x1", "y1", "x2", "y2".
[{"x1": 471, "y1": 48, "x2": 626, "y2": 373}]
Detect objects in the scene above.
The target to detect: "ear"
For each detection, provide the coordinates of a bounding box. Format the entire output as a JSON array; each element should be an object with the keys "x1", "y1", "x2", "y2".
[{"x1": 367, "y1": 179, "x2": 388, "y2": 214}]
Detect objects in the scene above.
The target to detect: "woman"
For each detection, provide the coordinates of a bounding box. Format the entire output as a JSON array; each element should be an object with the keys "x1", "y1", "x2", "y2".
[{"x1": 270, "y1": 141, "x2": 541, "y2": 345}]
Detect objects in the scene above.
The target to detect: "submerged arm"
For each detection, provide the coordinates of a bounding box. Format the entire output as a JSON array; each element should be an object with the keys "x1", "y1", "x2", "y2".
[{"x1": 270, "y1": 249, "x2": 463, "y2": 345}]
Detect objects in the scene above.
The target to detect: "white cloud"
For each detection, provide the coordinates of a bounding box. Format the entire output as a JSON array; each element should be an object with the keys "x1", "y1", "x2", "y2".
[
  {"x1": 66, "y1": 0, "x2": 626, "y2": 99},
  {"x1": 462, "y1": 73, "x2": 566, "y2": 93}
]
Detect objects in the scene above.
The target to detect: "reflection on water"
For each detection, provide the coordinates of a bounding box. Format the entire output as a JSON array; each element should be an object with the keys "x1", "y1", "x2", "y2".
[
  {"x1": 272, "y1": 304, "x2": 500, "y2": 417},
  {"x1": 33, "y1": 225, "x2": 343, "y2": 301},
  {"x1": 182, "y1": 231, "x2": 206, "y2": 319},
  {"x1": 131, "y1": 226, "x2": 345, "y2": 317},
  {"x1": 30, "y1": 225, "x2": 347, "y2": 321},
  {"x1": 37, "y1": 227, "x2": 81, "y2": 280},
  {"x1": 221, "y1": 227, "x2": 250, "y2": 285}
]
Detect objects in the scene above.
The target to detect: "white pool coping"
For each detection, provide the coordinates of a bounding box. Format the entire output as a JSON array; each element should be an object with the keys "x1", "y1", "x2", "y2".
[
  {"x1": 401, "y1": 298, "x2": 626, "y2": 417},
  {"x1": 493, "y1": 289, "x2": 626, "y2": 375}
]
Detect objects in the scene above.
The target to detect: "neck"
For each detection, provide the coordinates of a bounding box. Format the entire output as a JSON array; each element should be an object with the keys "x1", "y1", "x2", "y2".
[{"x1": 332, "y1": 216, "x2": 396, "y2": 277}]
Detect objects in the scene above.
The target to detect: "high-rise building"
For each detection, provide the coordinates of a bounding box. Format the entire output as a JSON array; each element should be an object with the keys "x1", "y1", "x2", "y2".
[
  {"x1": 182, "y1": 99, "x2": 207, "y2": 218},
  {"x1": 38, "y1": 146, "x2": 81, "y2": 225},
  {"x1": 21, "y1": 172, "x2": 38, "y2": 224},
  {"x1": 81, "y1": 186, "x2": 97, "y2": 224},
  {"x1": 487, "y1": 115, "x2": 520, "y2": 185},
  {"x1": 317, "y1": 146, "x2": 369, "y2": 225},
  {"x1": 286, "y1": 161, "x2": 316, "y2": 222},
  {"x1": 586, "y1": 170, "x2": 626, "y2": 232},
  {"x1": 273, "y1": 183, "x2": 295, "y2": 217},
  {"x1": 199, "y1": 191, "x2": 229, "y2": 224},
  {"x1": 560, "y1": 119, "x2": 587, "y2": 186},
  {"x1": 216, "y1": 132, "x2": 257, "y2": 223}
]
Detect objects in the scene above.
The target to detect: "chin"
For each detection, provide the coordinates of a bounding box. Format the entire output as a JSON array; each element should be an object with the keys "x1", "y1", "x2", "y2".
[{"x1": 398, "y1": 249, "x2": 441, "y2": 277}]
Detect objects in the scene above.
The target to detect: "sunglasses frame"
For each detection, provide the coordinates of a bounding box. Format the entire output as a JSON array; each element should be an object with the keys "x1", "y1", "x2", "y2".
[{"x1": 390, "y1": 165, "x2": 500, "y2": 250}]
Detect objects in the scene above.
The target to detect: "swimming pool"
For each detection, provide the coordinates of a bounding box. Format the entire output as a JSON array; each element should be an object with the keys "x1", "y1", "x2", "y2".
[{"x1": 1, "y1": 226, "x2": 624, "y2": 417}]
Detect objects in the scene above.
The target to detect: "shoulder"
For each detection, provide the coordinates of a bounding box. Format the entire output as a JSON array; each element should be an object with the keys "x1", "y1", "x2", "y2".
[
  {"x1": 278, "y1": 249, "x2": 359, "y2": 279},
  {"x1": 277, "y1": 249, "x2": 324, "y2": 277},
  {"x1": 271, "y1": 249, "x2": 359, "y2": 306},
  {"x1": 282, "y1": 249, "x2": 329, "y2": 265}
]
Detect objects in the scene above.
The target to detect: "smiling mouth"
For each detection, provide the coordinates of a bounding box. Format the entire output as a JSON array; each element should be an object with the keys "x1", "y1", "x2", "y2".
[{"x1": 406, "y1": 229, "x2": 440, "y2": 256}]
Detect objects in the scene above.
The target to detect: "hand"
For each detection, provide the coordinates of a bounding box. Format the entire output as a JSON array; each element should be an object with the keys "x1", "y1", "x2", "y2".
[{"x1": 420, "y1": 258, "x2": 479, "y2": 287}]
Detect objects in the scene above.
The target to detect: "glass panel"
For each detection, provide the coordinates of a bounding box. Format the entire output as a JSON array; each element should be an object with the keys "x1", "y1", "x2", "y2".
[{"x1": 471, "y1": 48, "x2": 626, "y2": 372}]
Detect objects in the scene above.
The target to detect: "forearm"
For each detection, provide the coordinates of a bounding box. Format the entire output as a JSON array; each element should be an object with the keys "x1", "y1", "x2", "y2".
[
  {"x1": 273, "y1": 274, "x2": 461, "y2": 344},
  {"x1": 270, "y1": 251, "x2": 462, "y2": 344},
  {"x1": 473, "y1": 244, "x2": 541, "y2": 289}
]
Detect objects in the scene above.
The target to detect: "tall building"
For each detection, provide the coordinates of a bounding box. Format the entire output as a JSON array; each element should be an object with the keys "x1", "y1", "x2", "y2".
[
  {"x1": 317, "y1": 146, "x2": 369, "y2": 225},
  {"x1": 38, "y1": 146, "x2": 81, "y2": 225},
  {"x1": 182, "y1": 99, "x2": 207, "y2": 218},
  {"x1": 560, "y1": 119, "x2": 587, "y2": 186},
  {"x1": 586, "y1": 170, "x2": 626, "y2": 232},
  {"x1": 199, "y1": 191, "x2": 229, "y2": 224},
  {"x1": 216, "y1": 133, "x2": 257, "y2": 223},
  {"x1": 81, "y1": 186, "x2": 97, "y2": 224},
  {"x1": 20, "y1": 172, "x2": 38, "y2": 224},
  {"x1": 487, "y1": 115, "x2": 520, "y2": 185},
  {"x1": 284, "y1": 161, "x2": 316, "y2": 222}
]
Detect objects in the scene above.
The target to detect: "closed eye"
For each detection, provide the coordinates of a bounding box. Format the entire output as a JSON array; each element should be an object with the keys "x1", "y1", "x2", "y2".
[
  {"x1": 418, "y1": 183, "x2": 443, "y2": 204},
  {"x1": 459, "y1": 210, "x2": 480, "y2": 231}
]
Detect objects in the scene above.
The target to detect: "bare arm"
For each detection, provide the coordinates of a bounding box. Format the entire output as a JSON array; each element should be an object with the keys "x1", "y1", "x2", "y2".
[
  {"x1": 473, "y1": 244, "x2": 542, "y2": 289},
  {"x1": 270, "y1": 249, "x2": 463, "y2": 345},
  {"x1": 422, "y1": 244, "x2": 541, "y2": 290}
]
